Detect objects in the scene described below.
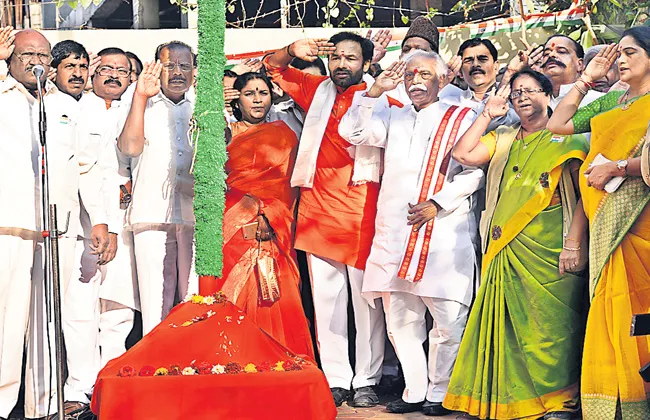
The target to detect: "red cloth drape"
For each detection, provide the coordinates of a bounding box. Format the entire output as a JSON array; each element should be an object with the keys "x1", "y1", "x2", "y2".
[{"x1": 91, "y1": 299, "x2": 336, "y2": 420}]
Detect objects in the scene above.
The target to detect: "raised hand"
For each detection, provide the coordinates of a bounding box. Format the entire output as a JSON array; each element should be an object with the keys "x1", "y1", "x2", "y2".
[
  {"x1": 366, "y1": 29, "x2": 392, "y2": 63},
  {"x1": 224, "y1": 87, "x2": 240, "y2": 115},
  {"x1": 506, "y1": 44, "x2": 540, "y2": 74},
  {"x1": 85, "y1": 52, "x2": 101, "y2": 91},
  {"x1": 288, "y1": 38, "x2": 336, "y2": 62},
  {"x1": 48, "y1": 67, "x2": 57, "y2": 82},
  {"x1": 528, "y1": 46, "x2": 544, "y2": 72},
  {"x1": 367, "y1": 60, "x2": 405, "y2": 97},
  {"x1": 135, "y1": 60, "x2": 162, "y2": 99},
  {"x1": 231, "y1": 58, "x2": 263, "y2": 75},
  {"x1": 444, "y1": 55, "x2": 462, "y2": 87},
  {"x1": 88, "y1": 52, "x2": 101, "y2": 76},
  {"x1": 483, "y1": 84, "x2": 511, "y2": 118},
  {"x1": 582, "y1": 43, "x2": 619, "y2": 83},
  {"x1": 0, "y1": 26, "x2": 15, "y2": 61}
]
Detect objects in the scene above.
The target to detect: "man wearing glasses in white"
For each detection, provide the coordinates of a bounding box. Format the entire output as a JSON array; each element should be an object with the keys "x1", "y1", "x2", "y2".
[{"x1": 118, "y1": 41, "x2": 197, "y2": 335}]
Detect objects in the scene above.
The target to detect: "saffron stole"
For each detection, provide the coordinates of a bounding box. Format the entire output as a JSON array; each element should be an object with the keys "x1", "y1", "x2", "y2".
[{"x1": 397, "y1": 105, "x2": 472, "y2": 282}]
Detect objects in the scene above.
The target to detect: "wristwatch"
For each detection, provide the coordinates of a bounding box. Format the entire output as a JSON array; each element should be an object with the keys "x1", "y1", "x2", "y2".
[{"x1": 616, "y1": 159, "x2": 629, "y2": 175}]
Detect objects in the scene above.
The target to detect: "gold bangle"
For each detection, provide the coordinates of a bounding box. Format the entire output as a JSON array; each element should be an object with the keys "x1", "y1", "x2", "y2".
[{"x1": 563, "y1": 245, "x2": 581, "y2": 251}]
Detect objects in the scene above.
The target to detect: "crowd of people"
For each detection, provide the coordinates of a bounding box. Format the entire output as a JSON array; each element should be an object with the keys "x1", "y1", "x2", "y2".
[{"x1": 0, "y1": 14, "x2": 649, "y2": 420}]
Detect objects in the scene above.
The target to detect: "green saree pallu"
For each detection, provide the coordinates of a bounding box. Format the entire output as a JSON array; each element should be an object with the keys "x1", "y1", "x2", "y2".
[{"x1": 444, "y1": 128, "x2": 588, "y2": 419}]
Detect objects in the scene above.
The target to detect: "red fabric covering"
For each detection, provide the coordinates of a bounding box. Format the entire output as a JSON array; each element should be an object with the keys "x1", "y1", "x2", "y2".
[{"x1": 90, "y1": 295, "x2": 336, "y2": 420}]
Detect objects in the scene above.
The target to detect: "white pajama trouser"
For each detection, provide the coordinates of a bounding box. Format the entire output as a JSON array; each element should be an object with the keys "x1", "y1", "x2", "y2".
[
  {"x1": 382, "y1": 292, "x2": 469, "y2": 404},
  {"x1": 133, "y1": 224, "x2": 197, "y2": 335},
  {"x1": 307, "y1": 254, "x2": 385, "y2": 390},
  {"x1": 24, "y1": 235, "x2": 77, "y2": 419},
  {"x1": 0, "y1": 235, "x2": 36, "y2": 419},
  {"x1": 63, "y1": 238, "x2": 136, "y2": 404}
]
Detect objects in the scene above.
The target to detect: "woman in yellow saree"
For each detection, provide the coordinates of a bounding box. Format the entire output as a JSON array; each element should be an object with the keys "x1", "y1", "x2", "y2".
[
  {"x1": 444, "y1": 70, "x2": 589, "y2": 420},
  {"x1": 548, "y1": 26, "x2": 650, "y2": 419}
]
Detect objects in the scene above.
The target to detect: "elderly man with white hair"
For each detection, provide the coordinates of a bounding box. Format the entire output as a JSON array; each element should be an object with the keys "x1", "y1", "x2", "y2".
[{"x1": 339, "y1": 51, "x2": 483, "y2": 416}]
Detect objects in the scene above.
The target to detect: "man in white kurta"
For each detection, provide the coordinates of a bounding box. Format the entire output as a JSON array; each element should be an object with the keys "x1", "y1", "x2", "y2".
[
  {"x1": 340, "y1": 51, "x2": 482, "y2": 416},
  {"x1": 118, "y1": 41, "x2": 197, "y2": 335},
  {"x1": 62, "y1": 47, "x2": 139, "y2": 409},
  {"x1": 0, "y1": 29, "x2": 108, "y2": 419}
]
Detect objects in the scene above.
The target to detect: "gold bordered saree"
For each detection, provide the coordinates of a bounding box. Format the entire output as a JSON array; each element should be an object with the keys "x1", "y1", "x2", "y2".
[
  {"x1": 579, "y1": 94, "x2": 650, "y2": 420},
  {"x1": 443, "y1": 127, "x2": 588, "y2": 419}
]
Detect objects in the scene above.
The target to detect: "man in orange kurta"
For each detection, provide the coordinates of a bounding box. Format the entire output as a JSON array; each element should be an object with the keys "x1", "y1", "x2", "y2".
[{"x1": 264, "y1": 32, "x2": 390, "y2": 408}]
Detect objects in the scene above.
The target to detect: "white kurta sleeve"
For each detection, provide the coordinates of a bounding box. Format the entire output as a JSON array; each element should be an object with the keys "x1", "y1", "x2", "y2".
[
  {"x1": 78, "y1": 120, "x2": 110, "y2": 228},
  {"x1": 97, "y1": 138, "x2": 122, "y2": 234},
  {"x1": 338, "y1": 91, "x2": 390, "y2": 148},
  {"x1": 430, "y1": 164, "x2": 484, "y2": 212},
  {"x1": 79, "y1": 157, "x2": 109, "y2": 229}
]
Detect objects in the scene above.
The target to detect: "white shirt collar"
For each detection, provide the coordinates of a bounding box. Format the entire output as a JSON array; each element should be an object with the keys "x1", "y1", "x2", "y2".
[{"x1": 151, "y1": 88, "x2": 194, "y2": 106}]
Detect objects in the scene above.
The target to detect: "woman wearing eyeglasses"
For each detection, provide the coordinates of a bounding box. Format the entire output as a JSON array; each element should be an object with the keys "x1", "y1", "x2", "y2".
[
  {"x1": 443, "y1": 69, "x2": 589, "y2": 420},
  {"x1": 548, "y1": 26, "x2": 650, "y2": 420}
]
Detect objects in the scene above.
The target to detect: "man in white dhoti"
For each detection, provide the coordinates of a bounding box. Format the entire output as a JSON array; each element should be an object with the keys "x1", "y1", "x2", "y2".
[
  {"x1": 0, "y1": 29, "x2": 109, "y2": 419},
  {"x1": 339, "y1": 51, "x2": 483, "y2": 416},
  {"x1": 118, "y1": 41, "x2": 197, "y2": 335},
  {"x1": 62, "y1": 47, "x2": 139, "y2": 415}
]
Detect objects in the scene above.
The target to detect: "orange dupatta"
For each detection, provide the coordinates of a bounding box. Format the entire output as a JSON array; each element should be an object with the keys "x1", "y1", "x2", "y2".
[{"x1": 217, "y1": 120, "x2": 314, "y2": 359}]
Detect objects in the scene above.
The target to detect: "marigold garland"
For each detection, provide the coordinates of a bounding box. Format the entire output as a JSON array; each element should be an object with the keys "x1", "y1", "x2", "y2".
[{"x1": 117, "y1": 360, "x2": 304, "y2": 377}]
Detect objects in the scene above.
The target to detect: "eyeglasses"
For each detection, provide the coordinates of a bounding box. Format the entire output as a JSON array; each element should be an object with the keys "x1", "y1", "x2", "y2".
[
  {"x1": 510, "y1": 88, "x2": 545, "y2": 100},
  {"x1": 96, "y1": 66, "x2": 131, "y2": 78},
  {"x1": 15, "y1": 52, "x2": 52, "y2": 65},
  {"x1": 161, "y1": 62, "x2": 193, "y2": 72},
  {"x1": 404, "y1": 70, "x2": 435, "y2": 81}
]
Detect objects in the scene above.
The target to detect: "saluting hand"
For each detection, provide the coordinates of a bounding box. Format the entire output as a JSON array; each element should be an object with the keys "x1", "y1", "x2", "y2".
[
  {"x1": 231, "y1": 58, "x2": 263, "y2": 75},
  {"x1": 483, "y1": 84, "x2": 511, "y2": 118},
  {"x1": 366, "y1": 29, "x2": 392, "y2": 64},
  {"x1": 367, "y1": 60, "x2": 405, "y2": 97},
  {"x1": 444, "y1": 55, "x2": 462, "y2": 87},
  {"x1": 0, "y1": 26, "x2": 15, "y2": 61},
  {"x1": 136, "y1": 60, "x2": 163, "y2": 99},
  {"x1": 582, "y1": 43, "x2": 619, "y2": 84},
  {"x1": 288, "y1": 38, "x2": 336, "y2": 62}
]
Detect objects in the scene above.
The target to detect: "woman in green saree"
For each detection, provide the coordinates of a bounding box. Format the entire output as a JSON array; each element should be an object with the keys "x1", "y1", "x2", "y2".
[{"x1": 443, "y1": 70, "x2": 589, "y2": 420}]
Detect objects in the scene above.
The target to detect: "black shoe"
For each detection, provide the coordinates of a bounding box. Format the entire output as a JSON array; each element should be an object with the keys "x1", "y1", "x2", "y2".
[
  {"x1": 385, "y1": 398, "x2": 424, "y2": 413},
  {"x1": 330, "y1": 387, "x2": 350, "y2": 407},
  {"x1": 422, "y1": 400, "x2": 452, "y2": 416},
  {"x1": 349, "y1": 386, "x2": 379, "y2": 407}
]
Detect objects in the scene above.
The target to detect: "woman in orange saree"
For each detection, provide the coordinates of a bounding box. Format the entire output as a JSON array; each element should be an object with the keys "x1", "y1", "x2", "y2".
[
  {"x1": 214, "y1": 72, "x2": 314, "y2": 359},
  {"x1": 548, "y1": 26, "x2": 650, "y2": 419}
]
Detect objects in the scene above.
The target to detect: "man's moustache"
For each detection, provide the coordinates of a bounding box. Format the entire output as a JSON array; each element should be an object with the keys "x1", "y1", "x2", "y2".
[
  {"x1": 408, "y1": 83, "x2": 428, "y2": 92},
  {"x1": 170, "y1": 77, "x2": 186, "y2": 83},
  {"x1": 542, "y1": 58, "x2": 566, "y2": 69},
  {"x1": 68, "y1": 77, "x2": 85, "y2": 84},
  {"x1": 104, "y1": 78, "x2": 122, "y2": 86},
  {"x1": 469, "y1": 67, "x2": 486, "y2": 75}
]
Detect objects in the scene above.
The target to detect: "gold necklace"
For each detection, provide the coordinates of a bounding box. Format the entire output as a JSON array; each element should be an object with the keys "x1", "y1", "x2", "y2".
[
  {"x1": 620, "y1": 88, "x2": 650, "y2": 111},
  {"x1": 512, "y1": 129, "x2": 545, "y2": 180}
]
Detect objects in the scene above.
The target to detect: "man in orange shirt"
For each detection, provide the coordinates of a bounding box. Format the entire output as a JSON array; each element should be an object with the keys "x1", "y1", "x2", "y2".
[{"x1": 264, "y1": 33, "x2": 388, "y2": 408}]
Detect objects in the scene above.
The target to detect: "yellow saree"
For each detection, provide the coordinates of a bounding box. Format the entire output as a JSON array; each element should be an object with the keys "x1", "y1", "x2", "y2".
[{"x1": 578, "y1": 93, "x2": 650, "y2": 419}]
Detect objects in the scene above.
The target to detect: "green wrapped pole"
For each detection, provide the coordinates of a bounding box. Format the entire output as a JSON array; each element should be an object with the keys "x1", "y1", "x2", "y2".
[{"x1": 194, "y1": 0, "x2": 227, "y2": 286}]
